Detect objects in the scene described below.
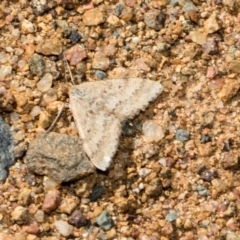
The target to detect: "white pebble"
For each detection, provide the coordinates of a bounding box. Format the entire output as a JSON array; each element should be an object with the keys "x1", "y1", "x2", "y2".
[
  {"x1": 54, "y1": 220, "x2": 73, "y2": 237},
  {"x1": 142, "y1": 120, "x2": 164, "y2": 142},
  {"x1": 37, "y1": 73, "x2": 53, "y2": 92},
  {"x1": 139, "y1": 168, "x2": 151, "y2": 178},
  {"x1": 43, "y1": 176, "x2": 60, "y2": 191},
  {"x1": 132, "y1": 36, "x2": 140, "y2": 43},
  {"x1": 18, "y1": 59, "x2": 27, "y2": 69},
  {"x1": 21, "y1": 19, "x2": 35, "y2": 33},
  {"x1": 30, "y1": 106, "x2": 42, "y2": 118},
  {"x1": 10, "y1": 112, "x2": 20, "y2": 122},
  {"x1": 0, "y1": 53, "x2": 8, "y2": 63},
  {"x1": 0, "y1": 65, "x2": 12, "y2": 80},
  {"x1": 34, "y1": 210, "x2": 45, "y2": 223}
]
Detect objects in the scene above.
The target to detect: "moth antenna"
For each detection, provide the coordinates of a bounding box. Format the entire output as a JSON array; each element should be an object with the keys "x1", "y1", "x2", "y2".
[
  {"x1": 63, "y1": 53, "x2": 75, "y2": 85},
  {"x1": 44, "y1": 103, "x2": 65, "y2": 135}
]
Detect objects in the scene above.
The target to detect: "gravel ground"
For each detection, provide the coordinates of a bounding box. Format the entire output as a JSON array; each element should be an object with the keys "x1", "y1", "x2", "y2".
[{"x1": 1, "y1": 0, "x2": 240, "y2": 239}]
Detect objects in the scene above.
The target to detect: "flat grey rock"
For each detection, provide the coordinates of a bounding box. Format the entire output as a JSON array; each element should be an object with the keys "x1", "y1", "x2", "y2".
[
  {"x1": 25, "y1": 132, "x2": 95, "y2": 183},
  {"x1": 0, "y1": 118, "x2": 15, "y2": 181}
]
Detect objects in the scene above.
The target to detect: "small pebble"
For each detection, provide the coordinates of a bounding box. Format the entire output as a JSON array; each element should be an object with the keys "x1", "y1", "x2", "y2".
[
  {"x1": 54, "y1": 220, "x2": 73, "y2": 237},
  {"x1": 200, "y1": 169, "x2": 218, "y2": 182},
  {"x1": 89, "y1": 185, "x2": 105, "y2": 201},
  {"x1": 96, "y1": 70, "x2": 107, "y2": 80},
  {"x1": 165, "y1": 212, "x2": 178, "y2": 222},
  {"x1": 68, "y1": 210, "x2": 88, "y2": 227},
  {"x1": 175, "y1": 129, "x2": 190, "y2": 142},
  {"x1": 142, "y1": 120, "x2": 164, "y2": 142},
  {"x1": 96, "y1": 210, "x2": 114, "y2": 230}
]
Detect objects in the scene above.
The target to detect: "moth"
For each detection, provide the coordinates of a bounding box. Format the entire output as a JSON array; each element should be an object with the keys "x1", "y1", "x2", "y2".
[{"x1": 69, "y1": 78, "x2": 163, "y2": 171}]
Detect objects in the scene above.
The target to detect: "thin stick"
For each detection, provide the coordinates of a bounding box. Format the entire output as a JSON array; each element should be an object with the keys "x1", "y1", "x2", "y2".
[
  {"x1": 44, "y1": 103, "x2": 65, "y2": 135},
  {"x1": 63, "y1": 53, "x2": 75, "y2": 85}
]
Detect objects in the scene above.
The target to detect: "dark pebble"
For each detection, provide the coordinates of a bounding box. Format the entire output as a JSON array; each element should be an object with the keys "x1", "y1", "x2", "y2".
[
  {"x1": 29, "y1": 53, "x2": 46, "y2": 77},
  {"x1": 200, "y1": 169, "x2": 218, "y2": 182},
  {"x1": 96, "y1": 70, "x2": 107, "y2": 80},
  {"x1": 222, "y1": 140, "x2": 232, "y2": 152},
  {"x1": 201, "y1": 134, "x2": 212, "y2": 144},
  {"x1": 70, "y1": 31, "x2": 82, "y2": 44},
  {"x1": 176, "y1": 129, "x2": 190, "y2": 142},
  {"x1": 0, "y1": 118, "x2": 15, "y2": 182},
  {"x1": 68, "y1": 210, "x2": 88, "y2": 228},
  {"x1": 122, "y1": 121, "x2": 136, "y2": 136},
  {"x1": 89, "y1": 185, "x2": 105, "y2": 201},
  {"x1": 115, "y1": 4, "x2": 124, "y2": 17}
]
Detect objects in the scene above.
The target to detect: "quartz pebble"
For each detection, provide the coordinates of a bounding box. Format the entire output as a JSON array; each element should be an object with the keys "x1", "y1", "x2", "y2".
[
  {"x1": 54, "y1": 220, "x2": 73, "y2": 237},
  {"x1": 142, "y1": 120, "x2": 164, "y2": 142},
  {"x1": 37, "y1": 73, "x2": 53, "y2": 92}
]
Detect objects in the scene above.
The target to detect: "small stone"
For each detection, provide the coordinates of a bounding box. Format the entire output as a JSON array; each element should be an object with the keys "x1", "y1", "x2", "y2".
[
  {"x1": 0, "y1": 118, "x2": 14, "y2": 182},
  {"x1": 30, "y1": 106, "x2": 42, "y2": 118},
  {"x1": 82, "y1": 8, "x2": 105, "y2": 26},
  {"x1": 189, "y1": 31, "x2": 207, "y2": 45},
  {"x1": 69, "y1": 31, "x2": 82, "y2": 44},
  {"x1": 0, "y1": 65, "x2": 12, "y2": 80},
  {"x1": 55, "y1": 220, "x2": 73, "y2": 237},
  {"x1": 29, "y1": 54, "x2": 46, "y2": 77},
  {"x1": 204, "y1": 13, "x2": 220, "y2": 34},
  {"x1": 144, "y1": 9, "x2": 165, "y2": 30},
  {"x1": 21, "y1": 19, "x2": 34, "y2": 34},
  {"x1": 40, "y1": 89, "x2": 58, "y2": 107},
  {"x1": 229, "y1": 60, "x2": 240, "y2": 74},
  {"x1": 18, "y1": 187, "x2": 31, "y2": 206},
  {"x1": 31, "y1": 0, "x2": 53, "y2": 15},
  {"x1": 142, "y1": 120, "x2": 164, "y2": 142},
  {"x1": 107, "y1": 15, "x2": 121, "y2": 27},
  {"x1": 37, "y1": 73, "x2": 53, "y2": 92},
  {"x1": 145, "y1": 178, "x2": 162, "y2": 197},
  {"x1": 202, "y1": 39, "x2": 219, "y2": 55},
  {"x1": 115, "y1": 4, "x2": 124, "y2": 16},
  {"x1": 122, "y1": 121, "x2": 137, "y2": 137},
  {"x1": 68, "y1": 210, "x2": 88, "y2": 227},
  {"x1": 92, "y1": 52, "x2": 110, "y2": 71},
  {"x1": 218, "y1": 79, "x2": 240, "y2": 101},
  {"x1": 221, "y1": 152, "x2": 240, "y2": 169},
  {"x1": 34, "y1": 210, "x2": 45, "y2": 223},
  {"x1": 165, "y1": 212, "x2": 178, "y2": 222},
  {"x1": 197, "y1": 185, "x2": 209, "y2": 196},
  {"x1": 119, "y1": 6, "x2": 133, "y2": 21},
  {"x1": 206, "y1": 66, "x2": 218, "y2": 78},
  {"x1": 42, "y1": 190, "x2": 60, "y2": 213},
  {"x1": 57, "y1": 195, "x2": 79, "y2": 214},
  {"x1": 36, "y1": 39, "x2": 62, "y2": 56},
  {"x1": 197, "y1": 142, "x2": 213, "y2": 157},
  {"x1": 105, "y1": 228, "x2": 117, "y2": 240},
  {"x1": 11, "y1": 206, "x2": 29, "y2": 224},
  {"x1": 200, "y1": 169, "x2": 218, "y2": 181},
  {"x1": 96, "y1": 210, "x2": 114, "y2": 230},
  {"x1": 89, "y1": 185, "x2": 105, "y2": 201},
  {"x1": 176, "y1": 129, "x2": 190, "y2": 142},
  {"x1": 200, "y1": 134, "x2": 212, "y2": 143},
  {"x1": 43, "y1": 176, "x2": 60, "y2": 191},
  {"x1": 26, "y1": 222, "x2": 40, "y2": 235},
  {"x1": 25, "y1": 132, "x2": 95, "y2": 183},
  {"x1": 139, "y1": 168, "x2": 151, "y2": 178},
  {"x1": 0, "y1": 86, "x2": 15, "y2": 111},
  {"x1": 37, "y1": 111, "x2": 50, "y2": 129},
  {"x1": 65, "y1": 45, "x2": 87, "y2": 66},
  {"x1": 96, "y1": 70, "x2": 107, "y2": 80}
]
